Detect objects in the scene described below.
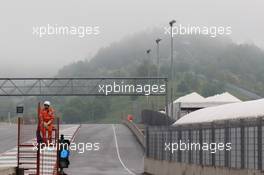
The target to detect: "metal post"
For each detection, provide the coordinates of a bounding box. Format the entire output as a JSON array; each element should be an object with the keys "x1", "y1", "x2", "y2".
[
  {"x1": 156, "y1": 38, "x2": 161, "y2": 79},
  {"x1": 257, "y1": 118, "x2": 262, "y2": 170},
  {"x1": 161, "y1": 131, "x2": 164, "y2": 160},
  {"x1": 225, "y1": 121, "x2": 230, "y2": 167},
  {"x1": 241, "y1": 120, "x2": 245, "y2": 169},
  {"x1": 146, "y1": 49, "x2": 151, "y2": 107},
  {"x1": 169, "y1": 128, "x2": 172, "y2": 161},
  {"x1": 211, "y1": 123, "x2": 215, "y2": 166},
  {"x1": 17, "y1": 117, "x2": 21, "y2": 169},
  {"x1": 165, "y1": 79, "x2": 169, "y2": 119},
  {"x1": 146, "y1": 126, "x2": 149, "y2": 157},
  {"x1": 157, "y1": 42, "x2": 160, "y2": 77},
  {"x1": 36, "y1": 103, "x2": 41, "y2": 175},
  {"x1": 199, "y1": 127, "x2": 203, "y2": 165},
  {"x1": 188, "y1": 129, "x2": 192, "y2": 164},
  {"x1": 169, "y1": 20, "x2": 175, "y2": 119},
  {"x1": 56, "y1": 117, "x2": 60, "y2": 174},
  {"x1": 154, "y1": 132, "x2": 158, "y2": 160},
  {"x1": 177, "y1": 128, "x2": 182, "y2": 162},
  {"x1": 156, "y1": 39, "x2": 161, "y2": 110}
]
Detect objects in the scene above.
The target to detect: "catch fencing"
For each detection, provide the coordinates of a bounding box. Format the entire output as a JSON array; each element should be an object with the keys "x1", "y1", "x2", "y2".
[{"x1": 146, "y1": 117, "x2": 264, "y2": 171}]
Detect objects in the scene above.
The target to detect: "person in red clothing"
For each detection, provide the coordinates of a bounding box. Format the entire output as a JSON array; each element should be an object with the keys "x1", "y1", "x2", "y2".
[{"x1": 39, "y1": 101, "x2": 55, "y2": 143}]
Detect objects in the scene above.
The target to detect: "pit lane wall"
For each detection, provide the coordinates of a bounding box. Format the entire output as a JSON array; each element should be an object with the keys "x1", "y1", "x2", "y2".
[{"x1": 122, "y1": 119, "x2": 145, "y2": 148}]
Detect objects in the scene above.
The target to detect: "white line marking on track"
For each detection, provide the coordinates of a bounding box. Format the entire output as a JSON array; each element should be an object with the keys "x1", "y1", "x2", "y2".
[{"x1": 112, "y1": 124, "x2": 136, "y2": 175}]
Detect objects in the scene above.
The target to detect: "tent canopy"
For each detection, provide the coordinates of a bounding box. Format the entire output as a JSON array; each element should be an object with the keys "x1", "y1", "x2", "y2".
[
  {"x1": 205, "y1": 92, "x2": 241, "y2": 103},
  {"x1": 173, "y1": 99, "x2": 264, "y2": 125},
  {"x1": 173, "y1": 92, "x2": 205, "y2": 103}
]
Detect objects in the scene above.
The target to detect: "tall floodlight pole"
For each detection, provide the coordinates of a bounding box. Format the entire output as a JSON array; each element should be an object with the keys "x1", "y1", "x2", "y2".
[
  {"x1": 146, "y1": 49, "x2": 151, "y2": 106},
  {"x1": 169, "y1": 20, "x2": 176, "y2": 119},
  {"x1": 156, "y1": 38, "x2": 162, "y2": 110},
  {"x1": 146, "y1": 49, "x2": 151, "y2": 77},
  {"x1": 146, "y1": 49, "x2": 151, "y2": 59},
  {"x1": 155, "y1": 38, "x2": 162, "y2": 78}
]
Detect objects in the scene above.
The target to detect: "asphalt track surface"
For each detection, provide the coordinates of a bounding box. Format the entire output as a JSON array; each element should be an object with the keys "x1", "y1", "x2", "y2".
[
  {"x1": 0, "y1": 123, "x2": 144, "y2": 174},
  {"x1": 65, "y1": 124, "x2": 144, "y2": 175},
  {"x1": 0, "y1": 123, "x2": 17, "y2": 153},
  {"x1": 0, "y1": 123, "x2": 73, "y2": 154}
]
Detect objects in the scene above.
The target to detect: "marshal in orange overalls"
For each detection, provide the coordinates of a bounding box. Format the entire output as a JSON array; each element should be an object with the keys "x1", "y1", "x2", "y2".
[{"x1": 39, "y1": 107, "x2": 55, "y2": 143}]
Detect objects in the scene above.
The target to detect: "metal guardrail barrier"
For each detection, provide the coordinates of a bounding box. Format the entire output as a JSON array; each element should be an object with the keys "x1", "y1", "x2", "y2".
[
  {"x1": 146, "y1": 118, "x2": 264, "y2": 171},
  {"x1": 122, "y1": 120, "x2": 145, "y2": 148}
]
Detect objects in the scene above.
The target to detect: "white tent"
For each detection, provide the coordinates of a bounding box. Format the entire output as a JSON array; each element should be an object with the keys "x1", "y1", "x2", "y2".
[
  {"x1": 167, "y1": 92, "x2": 242, "y2": 120},
  {"x1": 173, "y1": 98, "x2": 264, "y2": 125},
  {"x1": 167, "y1": 92, "x2": 206, "y2": 119},
  {"x1": 205, "y1": 92, "x2": 241, "y2": 103},
  {"x1": 173, "y1": 92, "x2": 206, "y2": 103}
]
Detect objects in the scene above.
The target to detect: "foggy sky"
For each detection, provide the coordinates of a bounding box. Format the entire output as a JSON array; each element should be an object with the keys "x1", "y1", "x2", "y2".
[{"x1": 0, "y1": 0, "x2": 263, "y2": 77}]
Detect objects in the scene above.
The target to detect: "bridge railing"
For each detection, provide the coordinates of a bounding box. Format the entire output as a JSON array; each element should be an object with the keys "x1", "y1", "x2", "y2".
[{"x1": 146, "y1": 117, "x2": 264, "y2": 171}]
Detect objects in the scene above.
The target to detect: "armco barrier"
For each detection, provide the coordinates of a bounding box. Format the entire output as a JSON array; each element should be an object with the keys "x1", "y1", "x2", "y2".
[{"x1": 122, "y1": 120, "x2": 145, "y2": 148}]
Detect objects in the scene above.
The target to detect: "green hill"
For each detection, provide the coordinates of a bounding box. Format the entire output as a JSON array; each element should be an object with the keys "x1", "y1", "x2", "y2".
[{"x1": 54, "y1": 29, "x2": 264, "y2": 123}]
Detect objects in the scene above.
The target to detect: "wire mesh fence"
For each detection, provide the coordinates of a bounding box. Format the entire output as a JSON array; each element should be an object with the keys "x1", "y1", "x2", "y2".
[{"x1": 146, "y1": 117, "x2": 264, "y2": 171}]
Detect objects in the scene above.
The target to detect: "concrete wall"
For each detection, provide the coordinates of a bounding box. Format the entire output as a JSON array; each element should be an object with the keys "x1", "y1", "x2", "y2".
[
  {"x1": 122, "y1": 119, "x2": 145, "y2": 147},
  {"x1": 144, "y1": 158, "x2": 264, "y2": 175},
  {"x1": 0, "y1": 167, "x2": 16, "y2": 175}
]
